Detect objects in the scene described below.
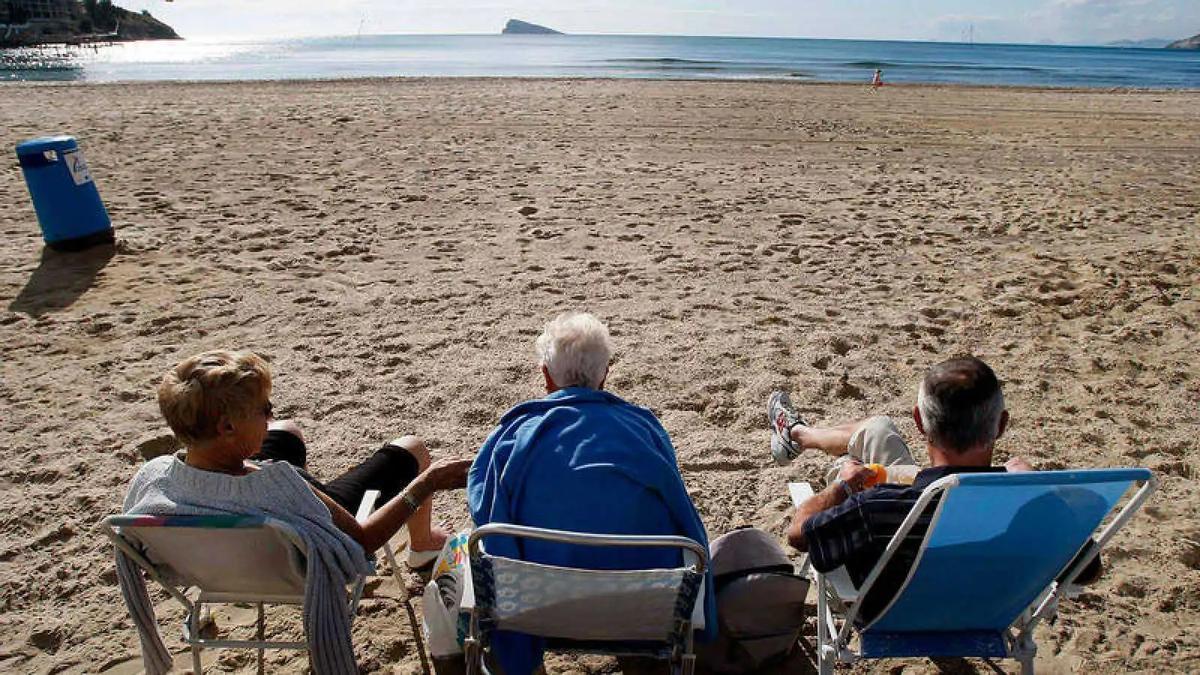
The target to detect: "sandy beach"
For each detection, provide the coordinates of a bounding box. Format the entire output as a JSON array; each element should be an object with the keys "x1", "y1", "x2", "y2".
[{"x1": 0, "y1": 77, "x2": 1197, "y2": 674}]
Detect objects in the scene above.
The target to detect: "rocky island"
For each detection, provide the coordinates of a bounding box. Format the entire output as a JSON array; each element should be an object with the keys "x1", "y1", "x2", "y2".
[
  {"x1": 1165, "y1": 32, "x2": 1200, "y2": 49},
  {"x1": 1, "y1": 0, "x2": 179, "y2": 48},
  {"x1": 1104, "y1": 38, "x2": 1170, "y2": 48},
  {"x1": 502, "y1": 19, "x2": 563, "y2": 35}
]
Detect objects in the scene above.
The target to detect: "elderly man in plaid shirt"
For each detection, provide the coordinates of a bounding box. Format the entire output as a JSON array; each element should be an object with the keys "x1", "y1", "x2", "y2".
[{"x1": 766, "y1": 356, "x2": 1066, "y2": 625}]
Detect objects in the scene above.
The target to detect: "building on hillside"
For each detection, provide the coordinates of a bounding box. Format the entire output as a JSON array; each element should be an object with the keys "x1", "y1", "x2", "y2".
[{"x1": 1, "y1": 0, "x2": 76, "y2": 24}]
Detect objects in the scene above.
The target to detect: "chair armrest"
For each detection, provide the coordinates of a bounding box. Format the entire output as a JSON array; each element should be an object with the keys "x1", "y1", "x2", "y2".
[
  {"x1": 356, "y1": 489, "x2": 382, "y2": 524},
  {"x1": 354, "y1": 490, "x2": 411, "y2": 578},
  {"x1": 789, "y1": 482, "x2": 815, "y2": 508},
  {"x1": 788, "y1": 483, "x2": 817, "y2": 579},
  {"x1": 460, "y1": 553, "x2": 476, "y2": 610}
]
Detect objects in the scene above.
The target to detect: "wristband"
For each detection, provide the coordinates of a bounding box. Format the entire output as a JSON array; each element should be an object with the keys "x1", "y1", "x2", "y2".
[
  {"x1": 833, "y1": 479, "x2": 855, "y2": 499},
  {"x1": 399, "y1": 490, "x2": 421, "y2": 512}
]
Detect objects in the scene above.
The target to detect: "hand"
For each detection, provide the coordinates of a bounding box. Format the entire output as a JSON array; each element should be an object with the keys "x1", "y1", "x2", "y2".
[
  {"x1": 836, "y1": 460, "x2": 875, "y2": 493},
  {"x1": 1005, "y1": 457, "x2": 1035, "y2": 472},
  {"x1": 426, "y1": 458, "x2": 472, "y2": 491}
]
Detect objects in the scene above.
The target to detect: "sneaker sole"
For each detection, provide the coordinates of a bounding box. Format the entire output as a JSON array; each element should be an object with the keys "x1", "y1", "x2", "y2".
[
  {"x1": 770, "y1": 434, "x2": 797, "y2": 466},
  {"x1": 767, "y1": 392, "x2": 801, "y2": 465}
]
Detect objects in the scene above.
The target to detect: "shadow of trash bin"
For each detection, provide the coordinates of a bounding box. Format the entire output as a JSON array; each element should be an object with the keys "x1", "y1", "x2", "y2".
[{"x1": 8, "y1": 242, "x2": 116, "y2": 318}]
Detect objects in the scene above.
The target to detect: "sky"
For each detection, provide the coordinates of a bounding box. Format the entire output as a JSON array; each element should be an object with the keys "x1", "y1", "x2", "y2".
[{"x1": 120, "y1": 0, "x2": 1200, "y2": 44}]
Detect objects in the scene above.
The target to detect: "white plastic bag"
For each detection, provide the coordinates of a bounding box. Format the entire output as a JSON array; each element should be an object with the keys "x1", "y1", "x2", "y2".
[{"x1": 421, "y1": 531, "x2": 471, "y2": 658}]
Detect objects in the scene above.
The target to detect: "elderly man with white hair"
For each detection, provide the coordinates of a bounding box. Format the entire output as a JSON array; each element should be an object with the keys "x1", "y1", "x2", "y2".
[{"x1": 468, "y1": 311, "x2": 714, "y2": 675}]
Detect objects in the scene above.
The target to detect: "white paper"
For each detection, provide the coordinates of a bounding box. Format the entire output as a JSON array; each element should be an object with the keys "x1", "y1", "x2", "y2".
[
  {"x1": 63, "y1": 150, "x2": 93, "y2": 186},
  {"x1": 789, "y1": 482, "x2": 815, "y2": 507}
]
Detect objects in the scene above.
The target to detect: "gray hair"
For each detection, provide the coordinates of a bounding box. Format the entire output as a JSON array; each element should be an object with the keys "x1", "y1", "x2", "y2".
[
  {"x1": 535, "y1": 312, "x2": 612, "y2": 389},
  {"x1": 916, "y1": 357, "x2": 1005, "y2": 453}
]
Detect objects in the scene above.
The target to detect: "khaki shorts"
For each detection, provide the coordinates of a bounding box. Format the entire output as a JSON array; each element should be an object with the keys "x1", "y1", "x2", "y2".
[{"x1": 825, "y1": 416, "x2": 919, "y2": 485}]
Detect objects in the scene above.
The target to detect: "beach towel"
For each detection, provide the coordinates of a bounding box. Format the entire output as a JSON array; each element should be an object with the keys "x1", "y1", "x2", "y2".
[{"x1": 468, "y1": 387, "x2": 715, "y2": 675}]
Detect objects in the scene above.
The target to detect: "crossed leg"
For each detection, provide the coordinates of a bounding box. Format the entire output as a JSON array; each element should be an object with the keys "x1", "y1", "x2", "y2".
[{"x1": 787, "y1": 416, "x2": 920, "y2": 485}]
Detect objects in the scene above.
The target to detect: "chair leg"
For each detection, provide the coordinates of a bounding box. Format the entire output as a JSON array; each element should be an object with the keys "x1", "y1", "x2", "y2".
[
  {"x1": 1011, "y1": 614, "x2": 1037, "y2": 675},
  {"x1": 383, "y1": 542, "x2": 410, "y2": 603},
  {"x1": 1015, "y1": 637, "x2": 1036, "y2": 675},
  {"x1": 681, "y1": 653, "x2": 696, "y2": 675},
  {"x1": 190, "y1": 602, "x2": 203, "y2": 674},
  {"x1": 257, "y1": 602, "x2": 266, "y2": 675},
  {"x1": 815, "y1": 579, "x2": 829, "y2": 675},
  {"x1": 817, "y1": 649, "x2": 834, "y2": 675},
  {"x1": 463, "y1": 637, "x2": 481, "y2": 675}
]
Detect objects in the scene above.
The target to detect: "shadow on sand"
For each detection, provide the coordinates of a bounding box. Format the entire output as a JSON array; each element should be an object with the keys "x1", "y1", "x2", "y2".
[{"x1": 8, "y1": 243, "x2": 116, "y2": 317}]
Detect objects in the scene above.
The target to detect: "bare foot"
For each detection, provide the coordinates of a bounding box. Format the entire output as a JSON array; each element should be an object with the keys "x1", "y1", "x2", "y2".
[{"x1": 411, "y1": 525, "x2": 452, "y2": 553}]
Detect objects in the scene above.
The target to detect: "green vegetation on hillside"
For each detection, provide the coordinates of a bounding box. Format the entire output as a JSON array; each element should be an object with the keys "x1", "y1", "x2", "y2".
[{"x1": 1, "y1": 1, "x2": 179, "y2": 47}]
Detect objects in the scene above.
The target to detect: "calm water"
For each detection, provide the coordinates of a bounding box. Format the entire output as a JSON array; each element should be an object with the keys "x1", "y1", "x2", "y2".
[{"x1": 2, "y1": 34, "x2": 1198, "y2": 88}]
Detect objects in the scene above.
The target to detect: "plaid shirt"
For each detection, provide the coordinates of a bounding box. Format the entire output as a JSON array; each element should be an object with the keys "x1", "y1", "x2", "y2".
[{"x1": 802, "y1": 465, "x2": 1007, "y2": 624}]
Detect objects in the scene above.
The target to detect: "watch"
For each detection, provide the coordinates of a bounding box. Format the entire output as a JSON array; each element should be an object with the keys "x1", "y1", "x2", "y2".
[{"x1": 399, "y1": 491, "x2": 421, "y2": 512}]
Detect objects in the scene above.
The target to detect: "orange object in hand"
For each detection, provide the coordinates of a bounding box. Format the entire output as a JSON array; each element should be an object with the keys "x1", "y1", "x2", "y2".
[
  {"x1": 862, "y1": 464, "x2": 888, "y2": 488},
  {"x1": 862, "y1": 463, "x2": 920, "y2": 488}
]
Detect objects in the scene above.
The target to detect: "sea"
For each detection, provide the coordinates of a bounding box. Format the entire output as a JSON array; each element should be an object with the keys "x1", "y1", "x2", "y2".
[{"x1": 2, "y1": 34, "x2": 1198, "y2": 88}]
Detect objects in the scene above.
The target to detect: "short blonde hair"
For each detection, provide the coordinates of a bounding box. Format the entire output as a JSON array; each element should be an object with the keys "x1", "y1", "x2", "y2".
[
  {"x1": 535, "y1": 312, "x2": 612, "y2": 389},
  {"x1": 158, "y1": 350, "x2": 272, "y2": 445}
]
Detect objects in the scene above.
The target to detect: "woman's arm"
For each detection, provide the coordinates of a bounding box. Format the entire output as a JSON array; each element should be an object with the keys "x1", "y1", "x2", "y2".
[{"x1": 311, "y1": 459, "x2": 471, "y2": 554}]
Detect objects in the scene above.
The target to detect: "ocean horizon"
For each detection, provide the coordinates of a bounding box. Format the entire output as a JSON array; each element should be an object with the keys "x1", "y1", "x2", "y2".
[{"x1": 2, "y1": 33, "x2": 1198, "y2": 88}]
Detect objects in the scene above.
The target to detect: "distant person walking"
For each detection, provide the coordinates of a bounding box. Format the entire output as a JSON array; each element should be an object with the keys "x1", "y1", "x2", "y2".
[{"x1": 871, "y1": 68, "x2": 884, "y2": 88}]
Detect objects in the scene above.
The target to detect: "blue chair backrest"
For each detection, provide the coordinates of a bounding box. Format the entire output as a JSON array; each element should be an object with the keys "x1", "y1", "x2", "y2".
[{"x1": 867, "y1": 469, "x2": 1149, "y2": 633}]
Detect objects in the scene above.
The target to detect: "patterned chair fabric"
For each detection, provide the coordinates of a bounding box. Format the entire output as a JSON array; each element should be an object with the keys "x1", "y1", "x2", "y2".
[
  {"x1": 466, "y1": 522, "x2": 708, "y2": 675},
  {"x1": 472, "y1": 555, "x2": 702, "y2": 644}
]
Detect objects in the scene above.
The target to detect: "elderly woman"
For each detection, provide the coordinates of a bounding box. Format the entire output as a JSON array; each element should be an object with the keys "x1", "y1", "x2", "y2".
[
  {"x1": 118, "y1": 350, "x2": 469, "y2": 675},
  {"x1": 467, "y1": 312, "x2": 714, "y2": 675}
]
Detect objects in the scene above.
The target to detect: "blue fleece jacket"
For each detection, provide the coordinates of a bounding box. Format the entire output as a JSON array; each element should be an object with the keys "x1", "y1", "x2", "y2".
[{"x1": 468, "y1": 387, "x2": 714, "y2": 675}]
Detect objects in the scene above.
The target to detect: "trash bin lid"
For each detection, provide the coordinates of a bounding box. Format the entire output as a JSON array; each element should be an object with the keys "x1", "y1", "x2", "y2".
[{"x1": 16, "y1": 135, "x2": 78, "y2": 157}]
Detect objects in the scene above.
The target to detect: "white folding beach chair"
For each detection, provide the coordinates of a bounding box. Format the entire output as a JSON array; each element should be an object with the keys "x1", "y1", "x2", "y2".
[
  {"x1": 789, "y1": 468, "x2": 1156, "y2": 674},
  {"x1": 103, "y1": 489, "x2": 405, "y2": 674},
  {"x1": 461, "y1": 523, "x2": 709, "y2": 675}
]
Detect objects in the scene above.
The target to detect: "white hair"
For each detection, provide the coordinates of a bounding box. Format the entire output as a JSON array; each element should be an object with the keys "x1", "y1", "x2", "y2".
[{"x1": 535, "y1": 312, "x2": 612, "y2": 390}]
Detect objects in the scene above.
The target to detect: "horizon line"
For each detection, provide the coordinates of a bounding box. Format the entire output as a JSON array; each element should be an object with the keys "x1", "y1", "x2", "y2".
[{"x1": 176, "y1": 31, "x2": 1179, "y2": 50}]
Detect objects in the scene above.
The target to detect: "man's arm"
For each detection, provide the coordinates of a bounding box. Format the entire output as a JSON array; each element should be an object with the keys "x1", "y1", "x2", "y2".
[
  {"x1": 787, "y1": 483, "x2": 850, "y2": 551},
  {"x1": 787, "y1": 461, "x2": 874, "y2": 551}
]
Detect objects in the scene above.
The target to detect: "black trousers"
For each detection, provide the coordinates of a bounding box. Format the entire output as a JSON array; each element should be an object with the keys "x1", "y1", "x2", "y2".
[{"x1": 253, "y1": 429, "x2": 420, "y2": 513}]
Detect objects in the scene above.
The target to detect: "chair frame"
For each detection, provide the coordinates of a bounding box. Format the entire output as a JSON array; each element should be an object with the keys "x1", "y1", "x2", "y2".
[
  {"x1": 795, "y1": 469, "x2": 1157, "y2": 675},
  {"x1": 103, "y1": 489, "x2": 404, "y2": 674},
  {"x1": 462, "y1": 523, "x2": 709, "y2": 675}
]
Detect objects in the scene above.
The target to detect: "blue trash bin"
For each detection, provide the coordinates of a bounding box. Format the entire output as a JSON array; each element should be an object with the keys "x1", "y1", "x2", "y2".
[{"x1": 16, "y1": 135, "x2": 114, "y2": 251}]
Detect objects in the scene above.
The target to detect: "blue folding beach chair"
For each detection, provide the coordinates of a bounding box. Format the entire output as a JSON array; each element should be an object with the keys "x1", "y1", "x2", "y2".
[{"x1": 791, "y1": 468, "x2": 1156, "y2": 674}]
